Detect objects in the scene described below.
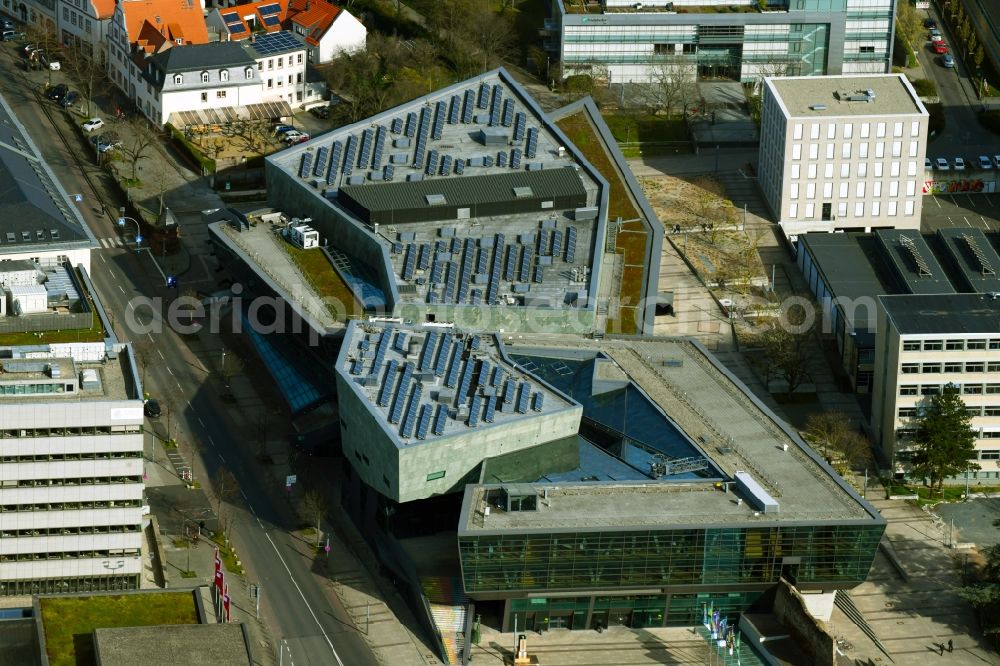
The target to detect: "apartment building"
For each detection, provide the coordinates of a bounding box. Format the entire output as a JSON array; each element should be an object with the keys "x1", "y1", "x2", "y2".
[
  {"x1": 551, "y1": 0, "x2": 895, "y2": 83},
  {"x1": 872, "y1": 293, "x2": 1000, "y2": 483},
  {"x1": 758, "y1": 74, "x2": 928, "y2": 238},
  {"x1": 0, "y1": 265, "x2": 145, "y2": 596}
]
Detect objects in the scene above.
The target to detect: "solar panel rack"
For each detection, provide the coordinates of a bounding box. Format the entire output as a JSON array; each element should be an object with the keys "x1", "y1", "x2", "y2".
[
  {"x1": 476, "y1": 247, "x2": 489, "y2": 274},
  {"x1": 358, "y1": 128, "x2": 373, "y2": 169},
  {"x1": 504, "y1": 245, "x2": 518, "y2": 281},
  {"x1": 487, "y1": 233, "x2": 504, "y2": 304},
  {"x1": 515, "y1": 381, "x2": 531, "y2": 413},
  {"x1": 502, "y1": 378, "x2": 515, "y2": 404},
  {"x1": 430, "y1": 261, "x2": 444, "y2": 284},
  {"x1": 405, "y1": 111, "x2": 417, "y2": 137},
  {"x1": 489, "y1": 84, "x2": 503, "y2": 127},
  {"x1": 383, "y1": 165, "x2": 395, "y2": 182},
  {"x1": 376, "y1": 359, "x2": 399, "y2": 407},
  {"x1": 468, "y1": 394, "x2": 482, "y2": 427},
  {"x1": 298, "y1": 152, "x2": 313, "y2": 178},
  {"x1": 519, "y1": 246, "x2": 533, "y2": 283},
  {"x1": 419, "y1": 331, "x2": 439, "y2": 372},
  {"x1": 497, "y1": 151, "x2": 507, "y2": 168},
  {"x1": 491, "y1": 365, "x2": 503, "y2": 388},
  {"x1": 391, "y1": 117, "x2": 403, "y2": 134},
  {"x1": 458, "y1": 356, "x2": 475, "y2": 399},
  {"x1": 432, "y1": 404, "x2": 448, "y2": 435},
  {"x1": 462, "y1": 89, "x2": 476, "y2": 123},
  {"x1": 483, "y1": 395, "x2": 497, "y2": 423},
  {"x1": 513, "y1": 112, "x2": 526, "y2": 141},
  {"x1": 510, "y1": 148, "x2": 522, "y2": 169},
  {"x1": 439, "y1": 155, "x2": 452, "y2": 176},
  {"x1": 454, "y1": 159, "x2": 465, "y2": 175},
  {"x1": 400, "y1": 384, "x2": 422, "y2": 438},
  {"x1": 477, "y1": 82, "x2": 490, "y2": 108},
  {"x1": 444, "y1": 342, "x2": 463, "y2": 387},
  {"x1": 313, "y1": 146, "x2": 329, "y2": 178},
  {"x1": 372, "y1": 125, "x2": 387, "y2": 169},
  {"x1": 477, "y1": 360, "x2": 490, "y2": 386},
  {"x1": 470, "y1": 289, "x2": 481, "y2": 305},
  {"x1": 417, "y1": 243, "x2": 431, "y2": 270},
  {"x1": 359, "y1": 338, "x2": 370, "y2": 351},
  {"x1": 525, "y1": 127, "x2": 538, "y2": 159},
  {"x1": 425, "y1": 149, "x2": 439, "y2": 176},
  {"x1": 531, "y1": 392, "x2": 544, "y2": 411},
  {"x1": 457, "y1": 238, "x2": 475, "y2": 304},
  {"x1": 342, "y1": 135, "x2": 357, "y2": 175},
  {"x1": 389, "y1": 362, "x2": 415, "y2": 424},
  {"x1": 533, "y1": 264, "x2": 543, "y2": 283},
  {"x1": 470, "y1": 335, "x2": 481, "y2": 351},
  {"x1": 371, "y1": 326, "x2": 394, "y2": 371},
  {"x1": 551, "y1": 229, "x2": 562, "y2": 257},
  {"x1": 415, "y1": 404, "x2": 432, "y2": 439},
  {"x1": 431, "y1": 100, "x2": 447, "y2": 140},
  {"x1": 565, "y1": 226, "x2": 577, "y2": 263},
  {"x1": 434, "y1": 333, "x2": 453, "y2": 376},
  {"x1": 401, "y1": 243, "x2": 417, "y2": 280},
  {"x1": 448, "y1": 95, "x2": 461, "y2": 124},
  {"x1": 350, "y1": 359, "x2": 363, "y2": 375},
  {"x1": 326, "y1": 141, "x2": 342, "y2": 184},
  {"x1": 501, "y1": 99, "x2": 514, "y2": 127},
  {"x1": 443, "y1": 261, "x2": 458, "y2": 302},
  {"x1": 538, "y1": 230, "x2": 550, "y2": 256},
  {"x1": 392, "y1": 331, "x2": 407, "y2": 353}
]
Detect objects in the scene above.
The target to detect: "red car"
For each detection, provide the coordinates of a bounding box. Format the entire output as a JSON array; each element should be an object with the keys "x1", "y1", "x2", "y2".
[{"x1": 933, "y1": 41, "x2": 949, "y2": 54}]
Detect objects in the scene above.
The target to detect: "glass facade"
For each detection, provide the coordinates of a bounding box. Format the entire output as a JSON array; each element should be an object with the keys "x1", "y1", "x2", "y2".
[{"x1": 460, "y1": 524, "x2": 883, "y2": 594}]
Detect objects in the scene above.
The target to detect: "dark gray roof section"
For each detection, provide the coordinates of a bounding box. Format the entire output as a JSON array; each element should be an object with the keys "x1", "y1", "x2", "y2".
[
  {"x1": 935, "y1": 227, "x2": 1000, "y2": 293},
  {"x1": 798, "y1": 232, "x2": 893, "y2": 330},
  {"x1": 874, "y1": 229, "x2": 955, "y2": 295},
  {"x1": 151, "y1": 42, "x2": 256, "y2": 73},
  {"x1": 0, "y1": 93, "x2": 97, "y2": 254},
  {"x1": 879, "y1": 293, "x2": 1000, "y2": 335},
  {"x1": 339, "y1": 168, "x2": 586, "y2": 216},
  {"x1": 93, "y1": 623, "x2": 254, "y2": 666}
]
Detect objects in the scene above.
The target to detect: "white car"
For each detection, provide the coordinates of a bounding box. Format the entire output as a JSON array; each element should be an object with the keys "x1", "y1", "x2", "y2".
[
  {"x1": 48, "y1": 60, "x2": 60, "y2": 71},
  {"x1": 979, "y1": 155, "x2": 993, "y2": 170},
  {"x1": 935, "y1": 157, "x2": 950, "y2": 170},
  {"x1": 954, "y1": 157, "x2": 966, "y2": 171},
  {"x1": 82, "y1": 118, "x2": 104, "y2": 132},
  {"x1": 993, "y1": 154, "x2": 1000, "y2": 169},
  {"x1": 924, "y1": 157, "x2": 932, "y2": 170}
]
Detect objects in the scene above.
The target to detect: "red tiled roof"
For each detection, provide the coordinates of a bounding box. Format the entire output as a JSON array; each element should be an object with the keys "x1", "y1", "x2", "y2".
[
  {"x1": 217, "y1": 0, "x2": 288, "y2": 41},
  {"x1": 285, "y1": 0, "x2": 340, "y2": 46},
  {"x1": 90, "y1": 0, "x2": 115, "y2": 20},
  {"x1": 120, "y1": 0, "x2": 209, "y2": 50}
]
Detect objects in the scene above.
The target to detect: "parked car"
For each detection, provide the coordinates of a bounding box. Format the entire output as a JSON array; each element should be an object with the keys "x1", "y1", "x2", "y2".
[
  {"x1": 942, "y1": 54, "x2": 955, "y2": 68},
  {"x1": 994, "y1": 155, "x2": 1000, "y2": 169},
  {"x1": 924, "y1": 18, "x2": 937, "y2": 29},
  {"x1": 954, "y1": 157, "x2": 966, "y2": 170},
  {"x1": 932, "y1": 41, "x2": 948, "y2": 54},
  {"x1": 924, "y1": 157, "x2": 933, "y2": 170},
  {"x1": 272, "y1": 124, "x2": 295, "y2": 135},
  {"x1": 1, "y1": 30, "x2": 15, "y2": 41},
  {"x1": 935, "y1": 157, "x2": 950, "y2": 170},
  {"x1": 82, "y1": 118, "x2": 104, "y2": 132},
  {"x1": 308, "y1": 105, "x2": 330, "y2": 119},
  {"x1": 143, "y1": 398, "x2": 161, "y2": 418},
  {"x1": 979, "y1": 155, "x2": 993, "y2": 170},
  {"x1": 46, "y1": 83, "x2": 67, "y2": 101},
  {"x1": 282, "y1": 130, "x2": 309, "y2": 144},
  {"x1": 929, "y1": 29, "x2": 942, "y2": 39},
  {"x1": 61, "y1": 90, "x2": 78, "y2": 107}
]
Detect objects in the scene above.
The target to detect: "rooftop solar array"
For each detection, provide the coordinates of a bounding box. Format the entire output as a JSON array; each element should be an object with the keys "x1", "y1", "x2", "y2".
[
  {"x1": 342, "y1": 324, "x2": 567, "y2": 443},
  {"x1": 261, "y1": 14, "x2": 281, "y2": 26},
  {"x1": 250, "y1": 31, "x2": 303, "y2": 57}
]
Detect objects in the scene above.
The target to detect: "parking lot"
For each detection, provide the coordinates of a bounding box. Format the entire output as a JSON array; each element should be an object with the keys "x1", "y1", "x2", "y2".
[{"x1": 920, "y1": 191, "x2": 1000, "y2": 232}]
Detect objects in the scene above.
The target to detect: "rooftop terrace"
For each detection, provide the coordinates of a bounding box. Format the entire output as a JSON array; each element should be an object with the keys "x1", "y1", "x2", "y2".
[
  {"x1": 337, "y1": 320, "x2": 576, "y2": 447},
  {"x1": 460, "y1": 336, "x2": 879, "y2": 532}
]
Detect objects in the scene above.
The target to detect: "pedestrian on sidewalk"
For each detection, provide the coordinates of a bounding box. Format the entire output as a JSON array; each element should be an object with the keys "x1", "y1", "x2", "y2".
[
  {"x1": 939, "y1": 643, "x2": 944, "y2": 656},
  {"x1": 948, "y1": 639, "x2": 953, "y2": 652}
]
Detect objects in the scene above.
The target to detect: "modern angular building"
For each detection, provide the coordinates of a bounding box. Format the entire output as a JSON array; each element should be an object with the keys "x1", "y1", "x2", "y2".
[
  {"x1": 0, "y1": 265, "x2": 145, "y2": 596},
  {"x1": 872, "y1": 294, "x2": 1000, "y2": 483},
  {"x1": 758, "y1": 74, "x2": 928, "y2": 238},
  {"x1": 550, "y1": 0, "x2": 896, "y2": 83}
]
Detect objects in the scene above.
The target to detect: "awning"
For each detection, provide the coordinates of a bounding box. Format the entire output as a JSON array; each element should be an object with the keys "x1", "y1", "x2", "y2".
[{"x1": 168, "y1": 100, "x2": 293, "y2": 127}]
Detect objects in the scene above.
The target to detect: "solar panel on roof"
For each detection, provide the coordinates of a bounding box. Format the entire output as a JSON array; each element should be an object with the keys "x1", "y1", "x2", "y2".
[
  {"x1": 478, "y1": 82, "x2": 490, "y2": 108},
  {"x1": 405, "y1": 112, "x2": 417, "y2": 137},
  {"x1": 228, "y1": 24, "x2": 247, "y2": 35},
  {"x1": 425, "y1": 149, "x2": 439, "y2": 176},
  {"x1": 565, "y1": 226, "x2": 577, "y2": 263},
  {"x1": 350, "y1": 359, "x2": 362, "y2": 375},
  {"x1": 389, "y1": 363, "x2": 414, "y2": 424},
  {"x1": 483, "y1": 395, "x2": 497, "y2": 423},
  {"x1": 501, "y1": 99, "x2": 514, "y2": 127},
  {"x1": 419, "y1": 331, "x2": 438, "y2": 372},
  {"x1": 439, "y1": 155, "x2": 452, "y2": 176},
  {"x1": 432, "y1": 100, "x2": 447, "y2": 140},
  {"x1": 298, "y1": 152, "x2": 313, "y2": 178},
  {"x1": 444, "y1": 262, "x2": 458, "y2": 301},
  {"x1": 383, "y1": 164, "x2": 394, "y2": 182},
  {"x1": 434, "y1": 333, "x2": 453, "y2": 376},
  {"x1": 504, "y1": 245, "x2": 518, "y2": 281},
  {"x1": 358, "y1": 128, "x2": 373, "y2": 168},
  {"x1": 519, "y1": 246, "x2": 533, "y2": 282},
  {"x1": 326, "y1": 141, "x2": 342, "y2": 184},
  {"x1": 551, "y1": 229, "x2": 562, "y2": 256},
  {"x1": 401, "y1": 244, "x2": 417, "y2": 280},
  {"x1": 391, "y1": 117, "x2": 403, "y2": 134},
  {"x1": 477, "y1": 360, "x2": 490, "y2": 386},
  {"x1": 430, "y1": 261, "x2": 444, "y2": 284},
  {"x1": 525, "y1": 127, "x2": 538, "y2": 159},
  {"x1": 372, "y1": 326, "x2": 393, "y2": 371},
  {"x1": 489, "y1": 85, "x2": 502, "y2": 127},
  {"x1": 510, "y1": 148, "x2": 522, "y2": 169},
  {"x1": 513, "y1": 112, "x2": 526, "y2": 142},
  {"x1": 454, "y1": 159, "x2": 464, "y2": 175},
  {"x1": 343, "y1": 135, "x2": 357, "y2": 175},
  {"x1": 393, "y1": 331, "x2": 407, "y2": 353},
  {"x1": 458, "y1": 357, "x2": 475, "y2": 398},
  {"x1": 418, "y1": 106, "x2": 431, "y2": 139},
  {"x1": 538, "y1": 229, "x2": 550, "y2": 256},
  {"x1": 502, "y1": 379, "x2": 515, "y2": 404},
  {"x1": 532, "y1": 392, "x2": 544, "y2": 411},
  {"x1": 251, "y1": 31, "x2": 301, "y2": 54},
  {"x1": 451, "y1": 237, "x2": 461, "y2": 254},
  {"x1": 377, "y1": 359, "x2": 399, "y2": 407},
  {"x1": 470, "y1": 335, "x2": 481, "y2": 351},
  {"x1": 432, "y1": 404, "x2": 448, "y2": 435},
  {"x1": 445, "y1": 342, "x2": 462, "y2": 387},
  {"x1": 470, "y1": 289, "x2": 481, "y2": 305},
  {"x1": 313, "y1": 146, "x2": 329, "y2": 178},
  {"x1": 533, "y1": 264, "x2": 543, "y2": 283},
  {"x1": 223, "y1": 13, "x2": 243, "y2": 24},
  {"x1": 261, "y1": 14, "x2": 280, "y2": 26},
  {"x1": 468, "y1": 394, "x2": 482, "y2": 428},
  {"x1": 497, "y1": 151, "x2": 507, "y2": 168},
  {"x1": 415, "y1": 404, "x2": 432, "y2": 439},
  {"x1": 372, "y1": 125, "x2": 387, "y2": 169},
  {"x1": 516, "y1": 382, "x2": 530, "y2": 413},
  {"x1": 462, "y1": 89, "x2": 475, "y2": 123},
  {"x1": 258, "y1": 2, "x2": 280, "y2": 14},
  {"x1": 476, "y1": 248, "x2": 488, "y2": 274},
  {"x1": 427, "y1": 292, "x2": 438, "y2": 304},
  {"x1": 448, "y1": 95, "x2": 461, "y2": 124},
  {"x1": 417, "y1": 243, "x2": 430, "y2": 270},
  {"x1": 483, "y1": 155, "x2": 493, "y2": 167},
  {"x1": 400, "y1": 383, "x2": 422, "y2": 438},
  {"x1": 359, "y1": 338, "x2": 370, "y2": 351}
]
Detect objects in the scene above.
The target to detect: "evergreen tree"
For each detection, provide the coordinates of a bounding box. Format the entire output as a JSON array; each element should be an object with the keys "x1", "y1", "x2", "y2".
[{"x1": 910, "y1": 384, "x2": 979, "y2": 494}]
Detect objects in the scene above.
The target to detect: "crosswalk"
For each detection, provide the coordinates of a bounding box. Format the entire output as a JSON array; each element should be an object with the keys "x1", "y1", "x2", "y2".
[{"x1": 97, "y1": 237, "x2": 127, "y2": 249}]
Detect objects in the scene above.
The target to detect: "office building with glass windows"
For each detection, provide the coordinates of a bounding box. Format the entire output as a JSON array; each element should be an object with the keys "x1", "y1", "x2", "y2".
[
  {"x1": 758, "y1": 74, "x2": 928, "y2": 238},
  {"x1": 550, "y1": 0, "x2": 895, "y2": 83}
]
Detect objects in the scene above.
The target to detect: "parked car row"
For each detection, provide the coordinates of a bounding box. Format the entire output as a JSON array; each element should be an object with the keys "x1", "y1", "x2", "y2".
[
  {"x1": 45, "y1": 83, "x2": 78, "y2": 108},
  {"x1": 928, "y1": 155, "x2": 1000, "y2": 171},
  {"x1": 273, "y1": 123, "x2": 310, "y2": 145}
]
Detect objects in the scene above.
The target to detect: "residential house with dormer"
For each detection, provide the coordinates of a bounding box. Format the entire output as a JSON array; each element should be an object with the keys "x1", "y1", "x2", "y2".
[{"x1": 284, "y1": 0, "x2": 364, "y2": 64}]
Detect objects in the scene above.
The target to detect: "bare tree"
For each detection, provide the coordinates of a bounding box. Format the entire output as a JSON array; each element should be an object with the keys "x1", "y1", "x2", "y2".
[
  {"x1": 61, "y1": 42, "x2": 109, "y2": 116},
  {"x1": 646, "y1": 60, "x2": 698, "y2": 118},
  {"x1": 229, "y1": 120, "x2": 280, "y2": 157},
  {"x1": 25, "y1": 23, "x2": 60, "y2": 87},
  {"x1": 298, "y1": 490, "x2": 326, "y2": 547},
  {"x1": 117, "y1": 119, "x2": 158, "y2": 183},
  {"x1": 131, "y1": 338, "x2": 155, "y2": 387},
  {"x1": 212, "y1": 466, "x2": 241, "y2": 538},
  {"x1": 758, "y1": 304, "x2": 813, "y2": 398},
  {"x1": 804, "y1": 412, "x2": 873, "y2": 471}
]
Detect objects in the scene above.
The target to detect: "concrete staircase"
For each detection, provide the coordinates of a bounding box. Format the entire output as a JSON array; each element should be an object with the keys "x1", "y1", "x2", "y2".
[{"x1": 422, "y1": 576, "x2": 469, "y2": 665}]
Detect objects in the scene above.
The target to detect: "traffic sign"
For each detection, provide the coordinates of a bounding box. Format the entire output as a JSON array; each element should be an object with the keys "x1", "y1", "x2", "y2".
[
  {"x1": 135, "y1": 235, "x2": 143, "y2": 244},
  {"x1": 286, "y1": 474, "x2": 297, "y2": 485},
  {"x1": 118, "y1": 217, "x2": 125, "y2": 226},
  {"x1": 73, "y1": 194, "x2": 83, "y2": 202}
]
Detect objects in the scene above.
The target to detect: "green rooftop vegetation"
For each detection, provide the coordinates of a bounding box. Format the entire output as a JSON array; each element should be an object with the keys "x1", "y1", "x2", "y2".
[
  {"x1": 283, "y1": 243, "x2": 365, "y2": 321},
  {"x1": 40, "y1": 592, "x2": 200, "y2": 666},
  {"x1": 0, "y1": 271, "x2": 106, "y2": 347},
  {"x1": 557, "y1": 111, "x2": 648, "y2": 335}
]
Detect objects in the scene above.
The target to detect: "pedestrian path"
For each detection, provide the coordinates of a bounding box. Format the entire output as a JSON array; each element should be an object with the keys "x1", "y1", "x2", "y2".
[{"x1": 97, "y1": 236, "x2": 127, "y2": 248}]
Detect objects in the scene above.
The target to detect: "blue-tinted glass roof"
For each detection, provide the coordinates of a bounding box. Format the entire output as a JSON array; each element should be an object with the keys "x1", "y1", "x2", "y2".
[{"x1": 242, "y1": 311, "x2": 329, "y2": 413}]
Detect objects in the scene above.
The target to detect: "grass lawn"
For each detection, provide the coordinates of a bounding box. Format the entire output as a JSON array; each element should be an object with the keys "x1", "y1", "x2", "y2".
[
  {"x1": 284, "y1": 244, "x2": 364, "y2": 320},
  {"x1": 41, "y1": 593, "x2": 199, "y2": 666},
  {"x1": 601, "y1": 114, "x2": 689, "y2": 145},
  {"x1": 616, "y1": 229, "x2": 648, "y2": 265},
  {"x1": 210, "y1": 533, "x2": 242, "y2": 574}
]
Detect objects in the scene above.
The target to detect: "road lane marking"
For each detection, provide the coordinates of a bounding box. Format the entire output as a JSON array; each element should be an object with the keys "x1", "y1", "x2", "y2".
[
  {"x1": 219, "y1": 453, "x2": 226, "y2": 462},
  {"x1": 932, "y1": 196, "x2": 941, "y2": 208},
  {"x1": 968, "y1": 194, "x2": 976, "y2": 208},
  {"x1": 982, "y1": 216, "x2": 990, "y2": 229},
  {"x1": 157, "y1": 350, "x2": 165, "y2": 360},
  {"x1": 100, "y1": 254, "x2": 107, "y2": 263},
  {"x1": 167, "y1": 367, "x2": 174, "y2": 375},
  {"x1": 209, "y1": 436, "x2": 216, "y2": 446},
  {"x1": 108, "y1": 269, "x2": 116, "y2": 279},
  {"x1": 263, "y1": 531, "x2": 346, "y2": 666},
  {"x1": 964, "y1": 216, "x2": 972, "y2": 227},
  {"x1": 198, "y1": 417, "x2": 206, "y2": 427},
  {"x1": 118, "y1": 285, "x2": 125, "y2": 294},
  {"x1": 147, "y1": 333, "x2": 154, "y2": 342}
]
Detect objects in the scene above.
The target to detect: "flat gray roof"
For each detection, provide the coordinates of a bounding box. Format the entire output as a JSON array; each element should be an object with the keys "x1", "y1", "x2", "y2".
[
  {"x1": 93, "y1": 624, "x2": 252, "y2": 666},
  {"x1": 336, "y1": 320, "x2": 577, "y2": 449},
  {"x1": 460, "y1": 336, "x2": 880, "y2": 533},
  {"x1": 935, "y1": 228, "x2": 1000, "y2": 293},
  {"x1": 874, "y1": 229, "x2": 955, "y2": 295},
  {"x1": 0, "y1": 94, "x2": 97, "y2": 255},
  {"x1": 879, "y1": 293, "x2": 1000, "y2": 335},
  {"x1": 766, "y1": 74, "x2": 926, "y2": 118}
]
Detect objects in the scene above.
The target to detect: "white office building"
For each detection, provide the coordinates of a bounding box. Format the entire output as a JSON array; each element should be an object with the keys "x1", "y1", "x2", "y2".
[
  {"x1": 872, "y1": 293, "x2": 1000, "y2": 484},
  {"x1": 757, "y1": 74, "x2": 928, "y2": 239}
]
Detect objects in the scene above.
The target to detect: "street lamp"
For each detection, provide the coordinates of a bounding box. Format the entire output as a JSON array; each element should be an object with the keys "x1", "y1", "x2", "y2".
[
  {"x1": 117, "y1": 208, "x2": 143, "y2": 250},
  {"x1": 103, "y1": 559, "x2": 125, "y2": 590}
]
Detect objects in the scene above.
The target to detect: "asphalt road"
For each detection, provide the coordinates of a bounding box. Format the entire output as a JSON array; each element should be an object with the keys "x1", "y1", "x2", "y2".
[{"x1": 0, "y1": 40, "x2": 377, "y2": 666}]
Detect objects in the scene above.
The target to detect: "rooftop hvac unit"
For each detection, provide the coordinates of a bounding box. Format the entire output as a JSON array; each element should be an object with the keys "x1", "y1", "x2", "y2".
[
  {"x1": 80, "y1": 368, "x2": 100, "y2": 390},
  {"x1": 48, "y1": 363, "x2": 61, "y2": 379}
]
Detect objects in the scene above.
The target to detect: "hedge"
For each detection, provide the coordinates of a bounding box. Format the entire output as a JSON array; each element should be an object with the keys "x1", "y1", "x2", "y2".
[{"x1": 164, "y1": 123, "x2": 216, "y2": 175}]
